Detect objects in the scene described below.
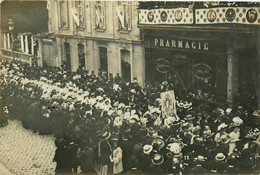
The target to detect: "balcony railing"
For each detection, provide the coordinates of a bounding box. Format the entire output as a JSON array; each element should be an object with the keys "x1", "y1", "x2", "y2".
[{"x1": 0, "y1": 49, "x2": 38, "y2": 66}]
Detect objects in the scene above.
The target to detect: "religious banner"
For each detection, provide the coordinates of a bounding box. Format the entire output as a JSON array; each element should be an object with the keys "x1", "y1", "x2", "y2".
[{"x1": 160, "y1": 90, "x2": 178, "y2": 118}]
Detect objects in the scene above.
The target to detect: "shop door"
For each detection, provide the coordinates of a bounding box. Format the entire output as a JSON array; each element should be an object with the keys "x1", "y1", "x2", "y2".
[
  {"x1": 64, "y1": 42, "x2": 71, "y2": 71},
  {"x1": 78, "y1": 44, "x2": 85, "y2": 70},
  {"x1": 99, "y1": 47, "x2": 108, "y2": 73},
  {"x1": 238, "y1": 48, "x2": 258, "y2": 108},
  {"x1": 121, "y1": 50, "x2": 131, "y2": 82}
]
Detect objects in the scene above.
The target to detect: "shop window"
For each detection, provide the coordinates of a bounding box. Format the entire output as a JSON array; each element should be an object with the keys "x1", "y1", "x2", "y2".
[
  {"x1": 59, "y1": 1, "x2": 69, "y2": 28},
  {"x1": 116, "y1": 1, "x2": 131, "y2": 31},
  {"x1": 99, "y1": 47, "x2": 108, "y2": 72},
  {"x1": 64, "y1": 42, "x2": 71, "y2": 71},
  {"x1": 78, "y1": 44, "x2": 85, "y2": 70},
  {"x1": 121, "y1": 50, "x2": 131, "y2": 82},
  {"x1": 94, "y1": 1, "x2": 105, "y2": 30}
]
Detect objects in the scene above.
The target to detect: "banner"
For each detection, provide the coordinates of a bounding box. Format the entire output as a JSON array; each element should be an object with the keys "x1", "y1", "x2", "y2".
[
  {"x1": 116, "y1": 6, "x2": 125, "y2": 29},
  {"x1": 71, "y1": 8, "x2": 80, "y2": 26},
  {"x1": 160, "y1": 90, "x2": 178, "y2": 119}
]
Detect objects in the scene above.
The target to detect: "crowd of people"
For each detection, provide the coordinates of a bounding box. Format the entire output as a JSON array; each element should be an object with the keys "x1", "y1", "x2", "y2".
[{"x1": 0, "y1": 59, "x2": 260, "y2": 175}]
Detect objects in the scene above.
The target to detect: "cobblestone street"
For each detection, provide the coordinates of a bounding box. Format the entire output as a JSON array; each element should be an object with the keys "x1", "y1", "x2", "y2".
[{"x1": 0, "y1": 120, "x2": 56, "y2": 175}]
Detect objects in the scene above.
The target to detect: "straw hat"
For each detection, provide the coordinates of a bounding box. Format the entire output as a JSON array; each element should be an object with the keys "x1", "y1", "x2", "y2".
[
  {"x1": 152, "y1": 154, "x2": 164, "y2": 165},
  {"x1": 215, "y1": 153, "x2": 226, "y2": 161},
  {"x1": 143, "y1": 145, "x2": 153, "y2": 155}
]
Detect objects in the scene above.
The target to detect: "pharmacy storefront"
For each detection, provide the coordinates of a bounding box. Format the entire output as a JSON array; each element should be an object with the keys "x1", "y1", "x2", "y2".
[{"x1": 144, "y1": 30, "x2": 227, "y2": 102}]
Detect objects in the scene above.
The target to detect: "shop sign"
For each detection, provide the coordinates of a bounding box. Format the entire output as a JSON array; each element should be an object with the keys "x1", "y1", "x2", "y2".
[{"x1": 145, "y1": 34, "x2": 225, "y2": 53}]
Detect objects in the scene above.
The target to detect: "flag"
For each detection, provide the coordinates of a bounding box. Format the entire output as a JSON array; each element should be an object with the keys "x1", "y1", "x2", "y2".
[
  {"x1": 95, "y1": 5, "x2": 102, "y2": 27},
  {"x1": 116, "y1": 6, "x2": 125, "y2": 29},
  {"x1": 46, "y1": 0, "x2": 50, "y2": 10},
  {"x1": 71, "y1": 8, "x2": 80, "y2": 26}
]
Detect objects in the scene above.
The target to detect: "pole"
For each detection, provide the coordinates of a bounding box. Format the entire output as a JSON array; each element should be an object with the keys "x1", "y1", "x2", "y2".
[{"x1": 11, "y1": 32, "x2": 14, "y2": 60}]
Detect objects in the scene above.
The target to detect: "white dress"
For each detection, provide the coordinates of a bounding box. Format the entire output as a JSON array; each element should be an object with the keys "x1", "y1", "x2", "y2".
[
  {"x1": 112, "y1": 147, "x2": 123, "y2": 174},
  {"x1": 229, "y1": 131, "x2": 240, "y2": 153}
]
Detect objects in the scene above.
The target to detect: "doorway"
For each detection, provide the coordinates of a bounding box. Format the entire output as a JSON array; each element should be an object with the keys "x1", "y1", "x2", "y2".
[{"x1": 78, "y1": 44, "x2": 85, "y2": 70}]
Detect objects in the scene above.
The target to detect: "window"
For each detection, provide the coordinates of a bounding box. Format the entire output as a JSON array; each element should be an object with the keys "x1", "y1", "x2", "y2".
[
  {"x1": 121, "y1": 50, "x2": 131, "y2": 82},
  {"x1": 78, "y1": 44, "x2": 85, "y2": 69},
  {"x1": 116, "y1": 1, "x2": 131, "y2": 31},
  {"x1": 94, "y1": 1, "x2": 105, "y2": 30},
  {"x1": 99, "y1": 47, "x2": 108, "y2": 72},
  {"x1": 64, "y1": 42, "x2": 71, "y2": 71},
  {"x1": 59, "y1": 1, "x2": 69, "y2": 28}
]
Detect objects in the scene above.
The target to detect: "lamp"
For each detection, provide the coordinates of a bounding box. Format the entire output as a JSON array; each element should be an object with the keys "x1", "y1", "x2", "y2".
[{"x1": 8, "y1": 19, "x2": 14, "y2": 32}]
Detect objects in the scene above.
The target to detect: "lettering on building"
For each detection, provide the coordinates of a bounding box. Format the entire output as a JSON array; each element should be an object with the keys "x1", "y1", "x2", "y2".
[{"x1": 154, "y1": 38, "x2": 209, "y2": 51}]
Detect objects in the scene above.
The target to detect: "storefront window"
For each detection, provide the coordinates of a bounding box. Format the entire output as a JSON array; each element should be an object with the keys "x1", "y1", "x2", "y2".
[{"x1": 145, "y1": 48, "x2": 220, "y2": 99}]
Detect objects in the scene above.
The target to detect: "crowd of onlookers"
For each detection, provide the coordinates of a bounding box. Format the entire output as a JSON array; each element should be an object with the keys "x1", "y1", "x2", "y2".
[{"x1": 0, "y1": 59, "x2": 260, "y2": 174}]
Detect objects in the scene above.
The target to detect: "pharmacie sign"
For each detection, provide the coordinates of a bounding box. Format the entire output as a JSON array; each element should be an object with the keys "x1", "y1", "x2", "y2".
[{"x1": 144, "y1": 35, "x2": 223, "y2": 52}]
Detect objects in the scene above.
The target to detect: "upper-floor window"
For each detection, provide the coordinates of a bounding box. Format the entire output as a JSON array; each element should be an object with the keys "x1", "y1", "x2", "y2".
[
  {"x1": 59, "y1": 1, "x2": 69, "y2": 28},
  {"x1": 116, "y1": 1, "x2": 131, "y2": 31},
  {"x1": 94, "y1": 1, "x2": 105, "y2": 30}
]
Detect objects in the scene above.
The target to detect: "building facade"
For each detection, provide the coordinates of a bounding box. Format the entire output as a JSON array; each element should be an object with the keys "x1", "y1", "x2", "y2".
[
  {"x1": 138, "y1": 2, "x2": 260, "y2": 108},
  {"x1": 40, "y1": 0, "x2": 144, "y2": 85}
]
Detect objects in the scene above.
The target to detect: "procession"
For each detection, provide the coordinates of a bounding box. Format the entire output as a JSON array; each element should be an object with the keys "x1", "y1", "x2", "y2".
[{"x1": 0, "y1": 58, "x2": 259, "y2": 174}]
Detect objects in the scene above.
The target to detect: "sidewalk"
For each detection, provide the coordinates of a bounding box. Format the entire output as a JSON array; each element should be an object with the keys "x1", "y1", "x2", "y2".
[{"x1": 0, "y1": 162, "x2": 12, "y2": 175}]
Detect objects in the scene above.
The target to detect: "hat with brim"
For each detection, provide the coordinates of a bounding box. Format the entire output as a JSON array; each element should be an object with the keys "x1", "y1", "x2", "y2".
[
  {"x1": 143, "y1": 145, "x2": 153, "y2": 155},
  {"x1": 215, "y1": 153, "x2": 226, "y2": 161},
  {"x1": 184, "y1": 115, "x2": 194, "y2": 120},
  {"x1": 194, "y1": 155, "x2": 207, "y2": 162},
  {"x1": 152, "y1": 138, "x2": 165, "y2": 149},
  {"x1": 152, "y1": 154, "x2": 164, "y2": 165},
  {"x1": 97, "y1": 131, "x2": 111, "y2": 140}
]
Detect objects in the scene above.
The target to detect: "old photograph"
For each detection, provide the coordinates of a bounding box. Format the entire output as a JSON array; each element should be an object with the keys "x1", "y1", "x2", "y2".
[{"x1": 0, "y1": 0, "x2": 260, "y2": 174}]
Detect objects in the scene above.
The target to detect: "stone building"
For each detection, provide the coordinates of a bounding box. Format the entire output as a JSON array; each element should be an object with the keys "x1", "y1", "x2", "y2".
[{"x1": 40, "y1": 0, "x2": 144, "y2": 85}]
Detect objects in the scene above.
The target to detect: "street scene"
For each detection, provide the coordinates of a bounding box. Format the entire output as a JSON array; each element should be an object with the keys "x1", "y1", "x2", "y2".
[{"x1": 0, "y1": 1, "x2": 260, "y2": 175}]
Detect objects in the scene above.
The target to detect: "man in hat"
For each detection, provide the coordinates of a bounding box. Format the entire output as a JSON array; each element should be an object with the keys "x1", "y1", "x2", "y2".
[
  {"x1": 189, "y1": 155, "x2": 208, "y2": 174},
  {"x1": 97, "y1": 130, "x2": 112, "y2": 175}
]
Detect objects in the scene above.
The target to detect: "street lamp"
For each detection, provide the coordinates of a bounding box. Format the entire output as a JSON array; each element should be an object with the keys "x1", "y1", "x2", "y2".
[{"x1": 8, "y1": 19, "x2": 15, "y2": 60}]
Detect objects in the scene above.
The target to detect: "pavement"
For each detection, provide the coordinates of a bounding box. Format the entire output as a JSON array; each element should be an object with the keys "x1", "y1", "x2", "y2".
[
  {"x1": 0, "y1": 120, "x2": 57, "y2": 175},
  {"x1": 0, "y1": 162, "x2": 12, "y2": 175}
]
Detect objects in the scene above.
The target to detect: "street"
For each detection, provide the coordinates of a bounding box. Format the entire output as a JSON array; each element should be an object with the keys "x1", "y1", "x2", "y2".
[{"x1": 0, "y1": 120, "x2": 56, "y2": 175}]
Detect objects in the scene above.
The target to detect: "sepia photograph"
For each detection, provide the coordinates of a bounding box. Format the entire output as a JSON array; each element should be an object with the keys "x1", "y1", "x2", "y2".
[{"x1": 0, "y1": 0, "x2": 260, "y2": 174}]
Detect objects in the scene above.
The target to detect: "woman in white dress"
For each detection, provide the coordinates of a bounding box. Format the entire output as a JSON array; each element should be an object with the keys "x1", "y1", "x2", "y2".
[
  {"x1": 110, "y1": 140, "x2": 123, "y2": 174},
  {"x1": 229, "y1": 126, "x2": 240, "y2": 154}
]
